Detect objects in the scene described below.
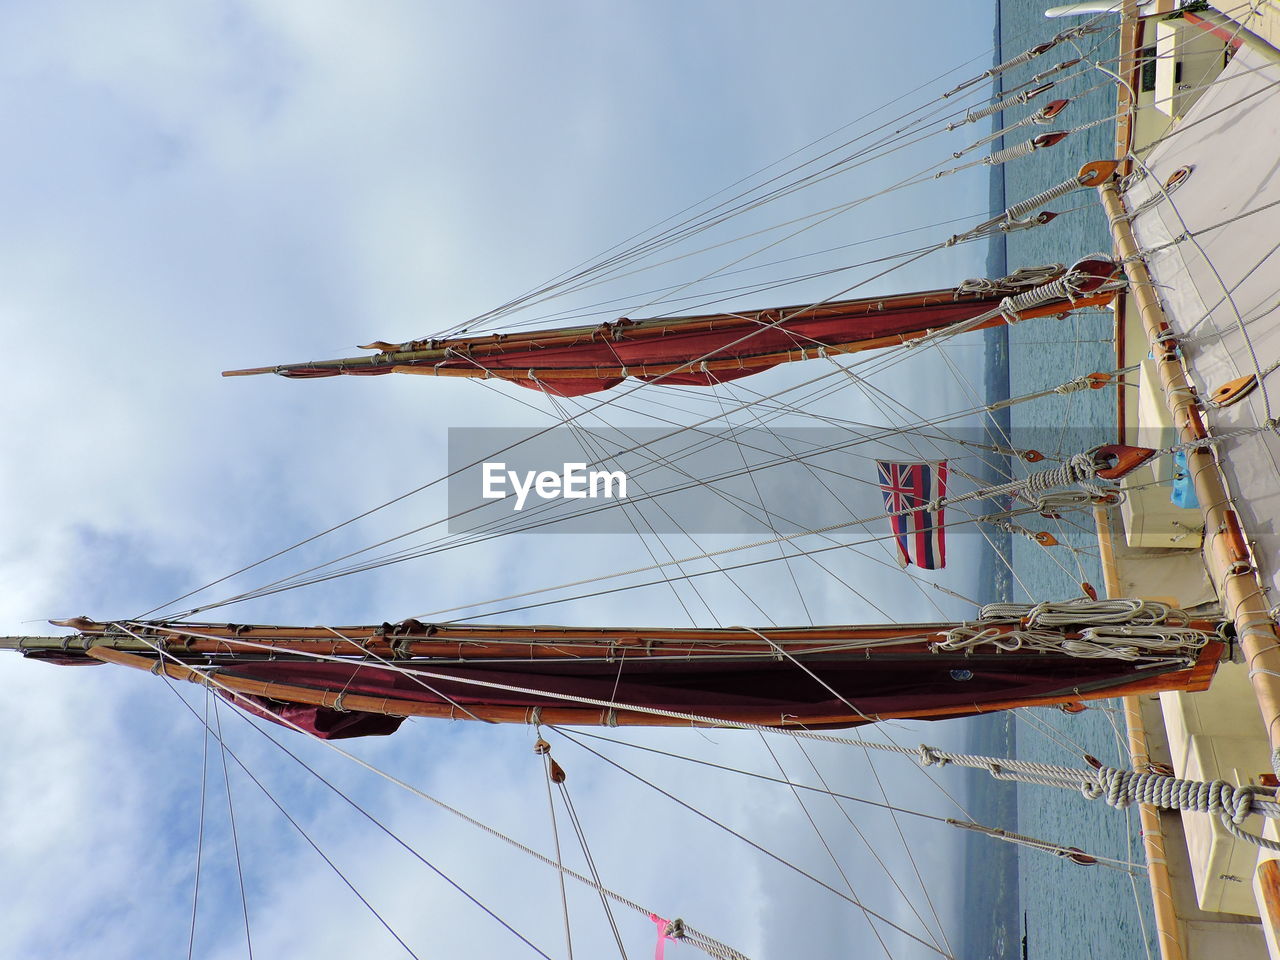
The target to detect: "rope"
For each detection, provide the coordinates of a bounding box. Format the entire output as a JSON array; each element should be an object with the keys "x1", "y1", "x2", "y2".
[
  {"x1": 934, "y1": 599, "x2": 1212, "y2": 663},
  {"x1": 1005, "y1": 175, "x2": 1092, "y2": 222},
  {"x1": 942, "y1": 19, "x2": 1105, "y2": 98},
  {"x1": 954, "y1": 100, "x2": 1066, "y2": 158}
]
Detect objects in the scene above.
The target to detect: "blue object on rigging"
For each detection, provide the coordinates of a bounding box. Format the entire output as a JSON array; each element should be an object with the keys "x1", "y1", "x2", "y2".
[{"x1": 1170, "y1": 449, "x2": 1199, "y2": 509}]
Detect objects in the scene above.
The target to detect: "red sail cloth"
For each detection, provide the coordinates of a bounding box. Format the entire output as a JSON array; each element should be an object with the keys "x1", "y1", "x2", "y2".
[
  {"x1": 219, "y1": 652, "x2": 1187, "y2": 739},
  {"x1": 274, "y1": 292, "x2": 1012, "y2": 397}
]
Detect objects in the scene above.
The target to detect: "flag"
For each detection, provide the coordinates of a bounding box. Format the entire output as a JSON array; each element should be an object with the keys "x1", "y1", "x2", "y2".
[{"x1": 876, "y1": 461, "x2": 947, "y2": 569}]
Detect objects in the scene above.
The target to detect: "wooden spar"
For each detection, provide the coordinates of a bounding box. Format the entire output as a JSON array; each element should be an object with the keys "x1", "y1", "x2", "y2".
[
  {"x1": 40, "y1": 618, "x2": 1011, "y2": 660},
  {"x1": 1094, "y1": 505, "x2": 1187, "y2": 960},
  {"x1": 80, "y1": 641, "x2": 1221, "y2": 729},
  {"x1": 1114, "y1": 0, "x2": 1143, "y2": 177},
  {"x1": 31, "y1": 616, "x2": 1224, "y2": 664},
  {"x1": 1098, "y1": 179, "x2": 1280, "y2": 754}
]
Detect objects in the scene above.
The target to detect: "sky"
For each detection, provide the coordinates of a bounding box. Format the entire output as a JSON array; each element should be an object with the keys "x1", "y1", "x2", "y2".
[{"x1": 0, "y1": 3, "x2": 1009, "y2": 958}]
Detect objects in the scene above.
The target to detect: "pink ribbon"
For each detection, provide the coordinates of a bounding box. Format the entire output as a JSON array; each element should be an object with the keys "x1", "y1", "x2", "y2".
[{"x1": 650, "y1": 913, "x2": 679, "y2": 960}]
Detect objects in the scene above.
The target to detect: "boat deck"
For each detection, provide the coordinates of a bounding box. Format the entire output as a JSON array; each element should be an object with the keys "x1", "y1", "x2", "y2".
[{"x1": 1100, "y1": 6, "x2": 1280, "y2": 957}]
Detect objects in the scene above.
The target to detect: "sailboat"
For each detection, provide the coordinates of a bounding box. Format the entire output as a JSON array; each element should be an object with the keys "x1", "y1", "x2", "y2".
[{"x1": 8, "y1": 2, "x2": 1280, "y2": 958}]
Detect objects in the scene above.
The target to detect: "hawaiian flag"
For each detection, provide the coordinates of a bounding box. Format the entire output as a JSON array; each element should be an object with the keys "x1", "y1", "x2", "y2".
[{"x1": 876, "y1": 461, "x2": 947, "y2": 569}]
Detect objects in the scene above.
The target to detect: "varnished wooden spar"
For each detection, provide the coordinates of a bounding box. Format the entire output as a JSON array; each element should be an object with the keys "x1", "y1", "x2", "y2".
[{"x1": 45, "y1": 617, "x2": 1026, "y2": 660}]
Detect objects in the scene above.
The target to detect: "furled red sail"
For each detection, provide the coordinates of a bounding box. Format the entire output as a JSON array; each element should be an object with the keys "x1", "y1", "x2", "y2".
[
  {"x1": 44, "y1": 617, "x2": 1219, "y2": 740},
  {"x1": 223, "y1": 267, "x2": 1117, "y2": 397}
]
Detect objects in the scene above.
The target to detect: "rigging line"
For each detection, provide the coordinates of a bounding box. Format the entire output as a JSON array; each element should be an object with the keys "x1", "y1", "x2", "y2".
[
  {"x1": 540, "y1": 379, "x2": 807, "y2": 627},
  {"x1": 551, "y1": 385, "x2": 785, "y2": 626},
  {"x1": 1134, "y1": 67, "x2": 1280, "y2": 161},
  {"x1": 541, "y1": 752, "x2": 574, "y2": 960},
  {"x1": 203, "y1": 696, "x2": 426, "y2": 959},
  {"x1": 1013, "y1": 707, "x2": 1091, "y2": 763},
  {"x1": 543, "y1": 387, "x2": 712, "y2": 627},
  {"x1": 1101, "y1": 696, "x2": 1136, "y2": 770},
  {"x1": 880, "y1": 345, "x2": 1029, "y2": 586},
  {"x1": 485, "y1": 208, "x2": 997, "y2": 332},
  {"x1": 134, "y1": 626, "x2": 642, "y2": 960},
  {"x1": 932, "y1": 334, "x2": 1020, "y2": 475},
  {"x1": 186, "y1": 686, "x2": 211, "y2": 960},
  {"x1": 711, "y1": 387, "x2": 812, "y2": 625},
  {"x1": 452, "y1": 36, "x2": 1047, "y2": 337},
  {"x1": 752, "y1": 732, "x2": 901, "y2": 960},
  {"x1": 726, "y1": 308, "x2": 1030, "y2": 476},
  {"x1": 168, "y1": 232, "x2": 976, "y2": 619},
  {"x1": 611, "y1": 157, "x2": 983, "y2": 324},
  {"x1": 719, "y1": 381, "x2": 921, "y2": 617},
  {"x1": 556, "y1": 388, "x2": 782, "y2": 628},
  {"x1": 212, "y1": 695, "x2": 555, "y2": 958},
  {"x1": 184, "y1": 357, "x2": 970, "y2": 617},
  {"x1": 743, "y1": 622, "x2": 960, "y2": 954},
  {"x1": 130, "y1": 621, "x2": 932, "y2": 725},
  {"x1": 424, "y1": 506, "x2": 1007, "y2": 624},
  {"x1": 470, "y1": 142, "x2": 963, "y2": 319},
  {"x1": 182, "y1": 467, "x2": 1003, "y2": 624},
  {"x1": 550, "y1": 728, "x2": 956, "y2": 960},
  {"x1": 1129, "y1": 156, "x2": 1280, "y2": 417},
  {"x1": 473, "y1": 48, "x2": 1121, "y2": 337},
  {"x1": 788, "y1": 723, "x2": 972, "y2": 858},
  {"x1": 762, "y1": 736, "x2": 953, "y2": 960},
  {"x1": 817, "y1": 349, "x2": 1035, "y2": 603},
  {"x1": 158, "y1": 664, "x2": 750, "y2": 958},
  {"x1": 186, "y1": 701, "x2": 547, "y2": 960},
  {"x1": 121, "y1": 623, "x2": 749, "y2": 959},
  {"x1": 1126, "y1": 800, "x2": 1157, "y2": 960},
  {"x1": 443, "y1": 42, "x2": 1006, "y2": 338},
  {"x1": 192, "y1": 205, "x2": 1115, "y2": 615},
  {"x1": 561, "y1": 730, "x2": 960, "y2": 824},
  {"x1": 414, "y1": 496, "x2": 1003, "y2": 623},
  {"x1": 550, "y1": 385, "x2": 979, "y2": 617},
  {"x1": 178, "y1": 219, "x2": 1103, "y2": 619},
  {"x1": 213, "y1": 697, "x2": 255, "y2": 960},
  {"x1": 555, "y1": 778, "x2": 631, "y2": 960},
  {"x1": 450, "y1": 94, "x2": 973, "y2": 337},
  {"x1": 528, "y1": 83, "x2": 1025, "y2": 325},
  {"x1": 593, "y1": 35, "x2": 1123, "y2": 277}
]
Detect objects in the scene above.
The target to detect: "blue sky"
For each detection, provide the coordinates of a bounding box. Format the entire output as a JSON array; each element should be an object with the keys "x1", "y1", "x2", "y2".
[{"x1": 0, "y1": 2, "x2": 1013, "y2": 958}]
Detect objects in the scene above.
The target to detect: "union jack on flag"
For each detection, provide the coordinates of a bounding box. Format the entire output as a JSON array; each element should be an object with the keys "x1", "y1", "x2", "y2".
[{"x1": 876, "y1": 461, "x2": 947, "y2": 569}]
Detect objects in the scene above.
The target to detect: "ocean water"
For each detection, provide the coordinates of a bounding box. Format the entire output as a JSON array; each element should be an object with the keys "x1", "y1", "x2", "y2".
[{"x1": 963, "y1": 4, "x2": 1162, "y2": 959}]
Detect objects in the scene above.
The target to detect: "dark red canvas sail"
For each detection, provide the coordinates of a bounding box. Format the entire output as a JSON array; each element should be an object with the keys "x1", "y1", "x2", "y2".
[
  {"x1": 224, "y1": 277, "x2": 1116, "y2": 397},
  {"x1": 43, "y1": 618, "x2": 1219, "y2": 740}
]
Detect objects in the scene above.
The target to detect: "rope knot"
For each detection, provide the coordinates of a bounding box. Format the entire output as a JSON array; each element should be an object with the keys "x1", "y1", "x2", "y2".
[{"x1": 918, "y1": 744, "x2": 947, "y2": 767}]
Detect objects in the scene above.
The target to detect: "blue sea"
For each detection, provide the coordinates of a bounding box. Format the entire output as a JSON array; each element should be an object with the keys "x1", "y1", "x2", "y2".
[{"x1": 960, "y1": 4, "x2": 1160, "y2": 960}]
